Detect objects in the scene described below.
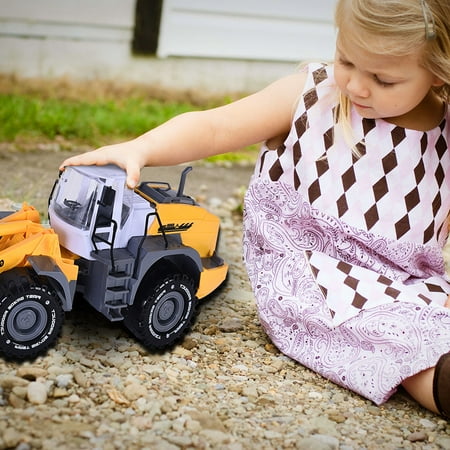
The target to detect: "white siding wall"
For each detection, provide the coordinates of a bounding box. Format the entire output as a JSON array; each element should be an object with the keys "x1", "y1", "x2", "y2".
[
  {"x1": 0, "y1": 0, "x2": 135, "y2": 79},
  {"x1": 0, "y1": 1, "x2": 337, "y2": 93},
  {"x1": 158, "y1": 0, "x2": 336, "y2": 61}
]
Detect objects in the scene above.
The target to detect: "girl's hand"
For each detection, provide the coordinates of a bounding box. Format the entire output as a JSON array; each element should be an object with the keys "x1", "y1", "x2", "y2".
[
  {"x1": 60, "y1": 139, "x2": 146, "y2": 189},
  {"x1": 445, "y1": 295, "x2": 450, "y2": 309}
]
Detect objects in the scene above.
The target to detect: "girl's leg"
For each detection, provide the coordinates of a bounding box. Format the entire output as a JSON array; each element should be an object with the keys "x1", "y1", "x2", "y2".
[
  {"x1": 402, "y1": 353, "x2": 450, "y2": 418},
  {"x1": 402, "y1": 367, "x2": 439, "y2": 413}
]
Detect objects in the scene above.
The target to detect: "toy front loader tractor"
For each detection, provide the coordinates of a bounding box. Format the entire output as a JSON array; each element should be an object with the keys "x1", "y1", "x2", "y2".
[{"x1": 0, "y1": 165, "x2": 228, "y2": 360}]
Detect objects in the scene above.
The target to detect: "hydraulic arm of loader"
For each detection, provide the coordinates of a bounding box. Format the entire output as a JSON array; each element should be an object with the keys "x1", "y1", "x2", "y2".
[{"x1": 0, "y1": 204, "x2": 78, "y2": 281}]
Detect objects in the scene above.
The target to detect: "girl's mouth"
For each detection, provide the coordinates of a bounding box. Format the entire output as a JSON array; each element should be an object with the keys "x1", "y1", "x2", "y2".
[{"x1": 352, "y1": 101, "x2": 371, "y2": 109}]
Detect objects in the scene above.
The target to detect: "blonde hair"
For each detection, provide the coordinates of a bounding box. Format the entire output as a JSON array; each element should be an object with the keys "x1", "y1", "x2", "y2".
[{"x1": 334, "y1": 0, "x2": 450, "y2": 145}]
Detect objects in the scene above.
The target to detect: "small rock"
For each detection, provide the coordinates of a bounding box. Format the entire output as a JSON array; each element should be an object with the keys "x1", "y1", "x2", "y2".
[
  {"x1": 181, "y1": 336, "x2": 198, "y2": 350},
  {"x1": 124, "y1": 383, "x2": 148, "y2": 401},
  {"x1": 55, "y1": 373, "x2": 73, "y2": 388},
  {"x1": 67, "y1": 394, "x2": 81, "y2": 403},
  {"x1": 297, "y1": 434, "x2": 339, "y2": 450},
  {"x1": 199, "y1": 429, "x2": 231, "y2": 445},
  {"x1": 435, "y1": 436, "x2": 450, "y2": 449},
  {"x1": 0, "y1": 376, "x2": 29, "y2": 389},
  {"x1": 52, "y1": 388, "x2": 70, "y2": 398},
  {"x1": 419, "y1": 418, "x2": 436, "y2": 429},
  {"x1": 309, "y1": 391, "x2": 324, "y2": 400},
  {"x1": 407, "y1": 431, "x2": 428, "y2": 442},
  {"x1": 73, "y1": 368, "x2": 88, "y2": 388},
  {"x1": 107, "y1": 388, "x2": 130, "y2": 406},
  {"x1": 3, "y1": 428, "x2": 22, "y2": 448},
  {"x1": 264, "y1": 343, "x2": 279, "y2": 354},
  {"x1": 242, "y1": 385, "x2": 258, "y2": 400},
  {"x1": 172, "y1": 346, "x2": 193, "y2": 359},
  {"x1": 12, "y1": 386, "x2": 28, "y2": 399},
  {"x1": 27, "y1": 381, "x2": 48, "y2": 405},
  {"x1": 328, "y1": 413, "x2": 347, "y2": 424},
  {"x1": 218, "y1": 317, "x2": 244, "y2": 332},
  {"x1": 16, "y1": 367, "x2": 48, "y2": 380},
  {"x1": 9, "y1": 392, "x2": 27, "y2": 409},
  {"x1": 203, "y1": 325, "x2": 219, "y2": 335}
]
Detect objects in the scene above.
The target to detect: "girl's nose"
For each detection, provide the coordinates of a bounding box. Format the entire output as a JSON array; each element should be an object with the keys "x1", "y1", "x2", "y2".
[{"x1": 347, "y1": 73, "x2": 370, "y2": 98}]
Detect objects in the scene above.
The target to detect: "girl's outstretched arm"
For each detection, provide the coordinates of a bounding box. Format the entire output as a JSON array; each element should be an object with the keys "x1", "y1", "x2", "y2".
[{"x1": 60, "y1": 72, "x2": 306, "y2": 188}]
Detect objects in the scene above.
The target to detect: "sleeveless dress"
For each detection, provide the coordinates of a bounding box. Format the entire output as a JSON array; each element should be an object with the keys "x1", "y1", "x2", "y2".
[{"x1": 243, "y1": 63, "x2": 450, "y2": 405}]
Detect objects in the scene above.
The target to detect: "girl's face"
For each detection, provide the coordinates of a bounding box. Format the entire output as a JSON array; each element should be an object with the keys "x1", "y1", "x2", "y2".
[{"x1": 334, "y1": 31, "x2": 443, "y2": 127}]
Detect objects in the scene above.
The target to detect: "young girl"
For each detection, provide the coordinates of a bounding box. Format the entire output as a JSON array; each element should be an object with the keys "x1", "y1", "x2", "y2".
[{"x1": 61, "y1": 0, "x2": 450, "y2": 417}]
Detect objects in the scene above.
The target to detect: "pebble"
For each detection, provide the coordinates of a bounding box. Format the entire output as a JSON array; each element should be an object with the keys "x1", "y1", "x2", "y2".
[
  {"x1": 407, "y1": 431, "x2": 428, "y2": 442},
  {"x1": 27, "y1": 381, "x2": 48, "y2": 405}
]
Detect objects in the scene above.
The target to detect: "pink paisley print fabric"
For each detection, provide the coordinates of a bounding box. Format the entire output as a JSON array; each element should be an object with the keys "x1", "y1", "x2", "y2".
[{"x1": 242, "y1": 63, "x2": 450, "y2": 404}]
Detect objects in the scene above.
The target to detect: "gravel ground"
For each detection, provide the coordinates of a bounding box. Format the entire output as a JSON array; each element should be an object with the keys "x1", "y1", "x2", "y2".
[{"x1": 0, "y1": 149, "x2": 450, "y2": 450}]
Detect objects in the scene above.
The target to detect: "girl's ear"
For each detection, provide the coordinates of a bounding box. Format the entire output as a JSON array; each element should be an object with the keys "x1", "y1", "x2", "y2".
[{"x1": 431, "y1": 75, "x2": 446, "y2": 87}]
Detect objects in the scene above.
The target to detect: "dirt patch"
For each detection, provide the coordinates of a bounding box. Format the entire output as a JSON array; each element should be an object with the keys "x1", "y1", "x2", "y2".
[{"x1": 0, "y1": 74, "x2": 244, "y2": 106}]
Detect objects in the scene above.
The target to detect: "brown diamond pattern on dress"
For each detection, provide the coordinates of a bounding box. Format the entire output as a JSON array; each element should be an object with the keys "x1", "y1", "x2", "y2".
[
  {"x1": 304, "y1": 88, "x2": 318, "y2": 109},
  {"x1": 351, "y1": 292, "x2": 368, "y2": 308},
  {"x1": 391, "y1": 126, "x2": 406, "y2": 147},
  {"x1": 355, "y1": 141, "x2": 367, "y2": 157},
  {"x1": 312, "y1": 65, "x2": 328, "y2": 85},
  {"x1": 344, "y1": 274, "x2": 359, "y2": 290},
  {"x1": 309, "y1": 260, "x2": 319, "y2": 278},
  {"x1": 362, "y1": 118, "x2": 376, "y2": 136},
  {"x1": 435, "y1": 163, "x2": 445, "y2": 187},
  {"x1": 405, "y1": 187, "x2": 421, "y2": 212},
  {"x1": 436, "y1": 134, "x2": 447, "y2": 159},
  {"x1": 418, "y1": 294, "x2": 432, "y2": 304},
  {"x1": 382, "y1": 151, "x2": 398, "y2": 175},
  {"x1": 414, "y1": 159, "x2": 425, "y2": 184},
  {"x1": 337, "y1": 194, "x2": 348, "y2": 217},
  {"x1": 432, "y1": 193, "x2": 442, "y2": 215},
  {"x1": 342, "y1": 166, "x2": 356, "y2": 191},
  {"x1": 373, "y1": 176, "x2": 389, "y2": 202},
  {"x1": 293, "y1": 141, "x2": 302, "y2": 166},
  {"x1": 424, "y1": 283, "x2": 446, "y2": 293},
  {"x1": 323, "y1": 127, "x2": 334, "y2": 151},
  {"x1": 269, "y1": 159, "x2": 284, "y2": 182},
  {"x1": 364, "y1": 204, "x2": 379, "y2": 230},
  {"x1": 295, "y1": 111, "x2": 308, "y2": 138},
  {"x1": 337, "y1": 260, "x2": 352, "y2": 274},
  {"x1": 308, "y1": 179, "x2": 321, "y2": 204},
  {"x1": 423, "y1": 220, "x2": 435, "y2": 244},
  {"x1": 316, "y1": 157, "x2": 329, "y2": 177},
  {"x1": 385, "y1": 286, "x2": 400, "y2": 299},
  {"x1": 294, "y1": 170, "x2": 301, "y2": 191},
  {"x1": 395, "y1": 214, "x2": 411, "y2": 239},
  {"x1": 377, "y1": 275, "x2": 393, "y2": 286},
  {"x1": 420, "y1": 133, "x2": 428, "y2": 154}
]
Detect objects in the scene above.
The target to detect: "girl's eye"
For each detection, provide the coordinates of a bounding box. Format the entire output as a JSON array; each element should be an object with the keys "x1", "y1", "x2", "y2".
[
  {"x1": 374, "y1": 76, "x2": 395, "y2": 87},
  {"x1": 339, "y1": 58, "x2": 353, "y2": 67}
]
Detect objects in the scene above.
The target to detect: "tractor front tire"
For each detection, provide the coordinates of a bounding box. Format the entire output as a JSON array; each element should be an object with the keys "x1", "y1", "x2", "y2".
[
  {"x1": 0, "y1": 269, "x2": 64, "y2": 360},
  {"x1": 124, "y1": 274, "x2": 197, "y2": 351}
]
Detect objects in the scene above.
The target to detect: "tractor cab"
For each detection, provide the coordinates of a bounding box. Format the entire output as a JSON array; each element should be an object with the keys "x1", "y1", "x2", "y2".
[{"x1": 49, "y1": 165, "x2": 152, "y2": 260}]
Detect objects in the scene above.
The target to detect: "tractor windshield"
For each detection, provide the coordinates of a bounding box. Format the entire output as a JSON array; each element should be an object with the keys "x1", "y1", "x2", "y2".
[{"x1": 52, "y1": 170, "x2": 100, "y2": 230}]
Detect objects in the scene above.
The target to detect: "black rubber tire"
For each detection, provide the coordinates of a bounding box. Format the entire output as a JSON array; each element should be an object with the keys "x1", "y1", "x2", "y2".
[
  {"x1": 124, "y1": 273, "x2": 197, "y2": 351},
  {"x1": 0, "y1": 269, "x2": 64, "y2": 360}
]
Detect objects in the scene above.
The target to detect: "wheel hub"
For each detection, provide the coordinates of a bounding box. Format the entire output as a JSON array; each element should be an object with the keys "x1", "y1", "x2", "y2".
[
  {"x1": 7, "y1": 301, "x2": 47, "y2": 342},
  {"x1": 153, "y1": 293, "x2": 184, "y2": 332}
]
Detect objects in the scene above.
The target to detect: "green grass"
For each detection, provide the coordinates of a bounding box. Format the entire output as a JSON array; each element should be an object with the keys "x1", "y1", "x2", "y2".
[
  {"x1": 0, "y1": 92, "x2": 258, "y2": 163},
  {"x1": 0, "y1": 94, "x2": 193, "y2": 145}
]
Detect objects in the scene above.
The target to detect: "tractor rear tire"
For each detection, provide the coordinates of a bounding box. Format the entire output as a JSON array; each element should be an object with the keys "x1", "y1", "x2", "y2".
[
  {"x1": 124, "y1": 273, "x2": 197, "y2": 351},
  {"x1": 0, "y1": 268, "x2": 64, "y2": 360}
]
